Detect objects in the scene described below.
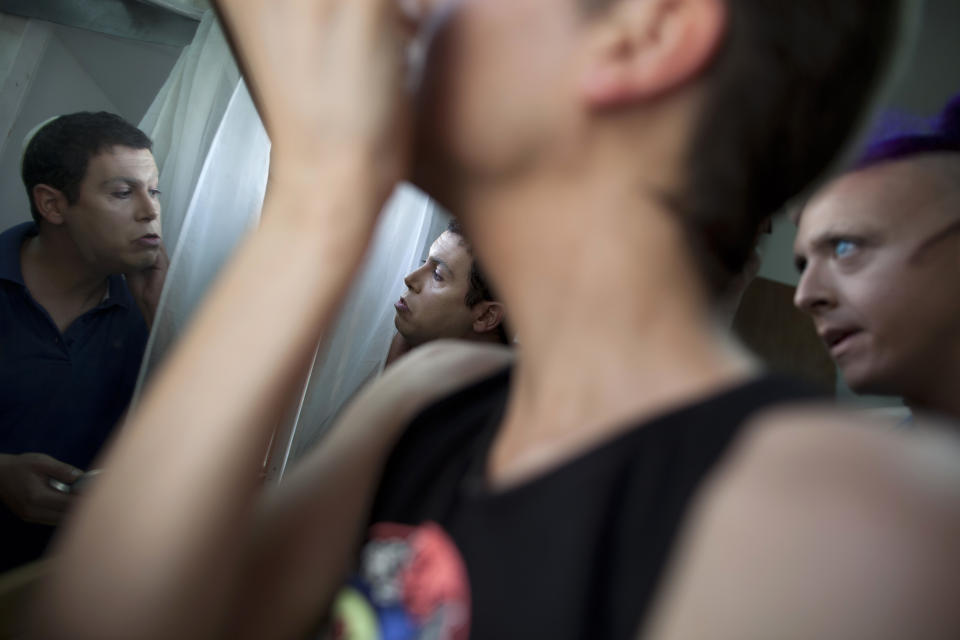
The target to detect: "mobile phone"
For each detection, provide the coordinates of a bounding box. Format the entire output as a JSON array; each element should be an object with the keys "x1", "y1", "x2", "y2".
[
  {"x1": 48, "y1": 478, "x2": 72, "y2": 493},
  {"x1": 47, "y1": 469, "x2": 102, "y2": 495}
]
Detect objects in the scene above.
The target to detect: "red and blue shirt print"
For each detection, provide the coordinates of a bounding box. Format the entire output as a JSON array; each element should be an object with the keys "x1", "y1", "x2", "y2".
[{"x1": 328, "y1": 522, "x2": 471, "y2": 640}]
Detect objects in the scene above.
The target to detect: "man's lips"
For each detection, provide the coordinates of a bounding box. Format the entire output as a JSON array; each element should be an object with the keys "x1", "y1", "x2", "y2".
[
  {"x1": 395, "y1": 297, "x2": 410, "y2": 314},
  {"x1": 134, "y1": 233, "x2": 161, "y2": 248},
  {"x1": 819, "y1": 327, "x2": 862, "y2": 355}
]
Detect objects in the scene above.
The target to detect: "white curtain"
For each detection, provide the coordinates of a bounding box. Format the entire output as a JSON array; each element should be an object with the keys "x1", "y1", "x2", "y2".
[
  {"x1": 139, "y1": 10, "x2": 239, "y2": 254},
  {"x1": 131, "y1": 11, "x2": 442, "y2": 480},
  {"x1": 134, "y1": 80, "x2": 271, "y2": 399},
  {"x1": 277, "y1": 187, "x2": 447, "y2": 472}
]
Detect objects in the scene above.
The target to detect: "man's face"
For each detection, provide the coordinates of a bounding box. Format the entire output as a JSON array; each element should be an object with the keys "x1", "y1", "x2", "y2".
[
  {"x1": 58, "y1": 145, "x2": 162, "y2": 273},
  {"x1": 411, "y1": 0, "x2": 584, "y2": 206},
  {"x1": 793, "y1": 156, "x2": 960, "y2": 398},
  {"x1": 394, "y1": 231, "x2": 479, "y2": 346}
]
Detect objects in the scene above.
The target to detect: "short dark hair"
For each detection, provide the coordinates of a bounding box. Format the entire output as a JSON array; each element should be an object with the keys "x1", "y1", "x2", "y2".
[
  {"x1": 447, "y1": 219, "x2": 498, "y2": 307},
  {"x1": 21, "y1": 112, "x2": 153, "y2": 225},
  {"x1": 583, "y1": 0, "x2": 906, "y2": 296},
  {"x1": 446, "y1": 218, "x2": 509, "y2": 344}
]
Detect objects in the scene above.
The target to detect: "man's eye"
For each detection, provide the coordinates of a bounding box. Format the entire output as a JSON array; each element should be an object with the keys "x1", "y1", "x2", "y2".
[
  {"x1": 833, "y1": 240, "x2": 857, "y2": 258},
  {"x1": 113, "y1": 191, "x2": 132, "y2": 199},
  {"x1": 149, "y1": 188, "x2": 162, "y2": 197},
  {"x1": 433, "y1": 270, "x2": 443, "y2": 281}
]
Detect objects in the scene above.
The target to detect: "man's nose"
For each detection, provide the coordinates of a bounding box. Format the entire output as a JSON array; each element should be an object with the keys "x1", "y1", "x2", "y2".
[
  {"x1": 793, "y1": 261, "x2": 836, "y2": 316},
  {"x1": 135, "y1": 191, "x2": 160, "y2": 223},
  {"x1": 403, "y1": 266, "x2": 422, "y2": 293}
]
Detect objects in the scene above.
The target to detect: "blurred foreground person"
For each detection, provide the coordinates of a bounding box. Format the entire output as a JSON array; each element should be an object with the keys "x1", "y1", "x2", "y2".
[
  {"x1": 793, "y1": 95, "x2": 960, "y2": 421},
  {"x1": 386, "y1": 219, "x2": 507, "y2": 366},
  {"x1": 34, "y1": 1, "x2": 960, "y2": 640}
]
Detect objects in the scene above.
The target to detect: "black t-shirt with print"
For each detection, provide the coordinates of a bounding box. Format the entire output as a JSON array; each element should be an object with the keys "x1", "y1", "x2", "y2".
[{"x1": 329, "y1": 368, "x2": 820, "y2": 640}]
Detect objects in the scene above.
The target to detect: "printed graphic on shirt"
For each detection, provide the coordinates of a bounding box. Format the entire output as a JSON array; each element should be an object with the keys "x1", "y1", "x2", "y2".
[{"x1": 328, "y1": 522, "x2": 471, "y2": 640}]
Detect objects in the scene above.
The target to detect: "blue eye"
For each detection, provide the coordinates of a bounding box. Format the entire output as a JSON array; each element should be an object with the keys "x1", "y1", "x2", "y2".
[{"x1": 834, "y1": 240, "x2": 857, "y2": 258}]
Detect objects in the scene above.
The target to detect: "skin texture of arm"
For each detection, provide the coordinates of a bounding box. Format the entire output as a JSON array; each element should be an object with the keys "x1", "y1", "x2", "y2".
[
  {"x1": 642, "y1": 409, "x2": 960, "y2": 640},
  {"x1": 227, "y1": 341, "x2": 513, "y2": 640}
]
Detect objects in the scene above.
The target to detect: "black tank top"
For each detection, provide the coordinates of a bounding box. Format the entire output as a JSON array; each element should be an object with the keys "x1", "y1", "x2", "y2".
[{"x1": 326, "y1": 368, "x2": 820, "y2": 640}]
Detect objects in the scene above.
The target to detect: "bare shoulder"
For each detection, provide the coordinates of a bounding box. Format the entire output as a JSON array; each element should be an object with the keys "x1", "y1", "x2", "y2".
[
  {"x1": 645, "y1": 406, "x2": 960, "y2": 640},
  {"x1": 729, "y1": 405, "x2": 960, "y2": 504}
]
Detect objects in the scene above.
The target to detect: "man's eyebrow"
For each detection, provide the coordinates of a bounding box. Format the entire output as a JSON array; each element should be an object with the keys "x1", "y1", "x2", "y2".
[
  {"x1": 429, "y1": 256, "x2": 454, "y2": 277},
  {"x1": 100, "y1": 177, "x2": 148, "y2": 187}
]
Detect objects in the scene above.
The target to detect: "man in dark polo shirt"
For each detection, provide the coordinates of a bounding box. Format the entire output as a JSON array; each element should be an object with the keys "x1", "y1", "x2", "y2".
[{"x1": 0, "y1": 112, "x2": 167, "y2": 571}]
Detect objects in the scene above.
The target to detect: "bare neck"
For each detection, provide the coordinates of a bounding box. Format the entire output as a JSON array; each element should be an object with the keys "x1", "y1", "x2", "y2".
[
  {"x1": 459, "y1": 175, "x2": 758, "y2": 487},
  {"x1": 21, "y1": 227, "x2": 110, "y2": 326},
  {"x1": 904, "y1": 357, "x2": 960, "y2": 423}
]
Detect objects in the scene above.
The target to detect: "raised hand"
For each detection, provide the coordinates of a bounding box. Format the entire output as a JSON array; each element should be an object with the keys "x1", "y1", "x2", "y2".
[
  {"x1": 125, "y1": 241, "x2": 170, "y2": 330},
  {"x1": 213, "y1": 0, "x2": 425, "y2": 205}
]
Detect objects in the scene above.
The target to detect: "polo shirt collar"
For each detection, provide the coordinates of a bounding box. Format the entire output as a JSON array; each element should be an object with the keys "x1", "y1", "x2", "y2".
[
  {"x1": 0, "y1": 221, "x2": 131, "y2": 310},
  {"x1": 104, "y1": 274, "x2": 132, "y2": 310}
]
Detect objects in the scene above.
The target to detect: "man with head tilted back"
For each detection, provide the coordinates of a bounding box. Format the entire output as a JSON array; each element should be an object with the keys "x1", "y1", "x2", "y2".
[{"x1": 386, "y1": 219, "x2": 508, "y2": 366}]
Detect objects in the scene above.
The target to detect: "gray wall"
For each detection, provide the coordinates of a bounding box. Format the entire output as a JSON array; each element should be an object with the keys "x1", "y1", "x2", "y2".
[{"x1": 0, "y1": 18, "x2": 180, "y2": 231}]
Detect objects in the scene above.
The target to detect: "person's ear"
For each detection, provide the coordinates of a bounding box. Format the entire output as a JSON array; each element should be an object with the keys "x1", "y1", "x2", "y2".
[
  {"x1": 581, "y1": 0, "x2": 727, "y2": 108},
  {"x1": 32, "y1": 184, "x2": 68, "y2": 226},
  {"x1": 472, "y1": 301, "x2": 505, "y2": 335}
]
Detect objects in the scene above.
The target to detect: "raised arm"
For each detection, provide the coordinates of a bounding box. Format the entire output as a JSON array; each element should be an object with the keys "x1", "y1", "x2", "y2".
[
  {"x1": 228, "y1": 340, "x2": 513, "y2": 640},
  {"x1": 34, "y1": 1, "x2": 424, "y2": 638}
]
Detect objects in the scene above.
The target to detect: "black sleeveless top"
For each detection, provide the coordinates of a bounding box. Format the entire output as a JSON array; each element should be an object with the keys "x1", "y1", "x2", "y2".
[{"x1": 326, "y1": 368, "x2": 820, "y2": 640}]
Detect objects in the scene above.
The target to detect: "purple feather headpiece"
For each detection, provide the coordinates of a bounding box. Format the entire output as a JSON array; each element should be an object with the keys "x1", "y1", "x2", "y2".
[{"x1": 856, "y1": 93, "x2": 960, "y2": 169}]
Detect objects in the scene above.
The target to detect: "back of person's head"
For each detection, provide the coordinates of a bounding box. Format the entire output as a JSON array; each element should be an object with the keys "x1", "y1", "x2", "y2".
[
  {"x1": 446, "y1": 218, "x2": 510, "y2": 345},
  {"x1": 21, "y1": 112, "x2": 153, "y2": 226},
  {"x1": 583, "y1": 0, "x2": 909, "y2": 297}
]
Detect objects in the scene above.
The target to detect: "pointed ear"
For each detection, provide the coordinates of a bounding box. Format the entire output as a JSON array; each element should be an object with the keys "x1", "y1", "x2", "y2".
[
  {"x1": 471, "y1": 301, "x2": 505, "y2": 335},
  {"x1": 32, "y1": 184, "x2": 68, "y2": 226},
  {"x1": 581, "y1": 0, "x2": 727, "y2": 108}
]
